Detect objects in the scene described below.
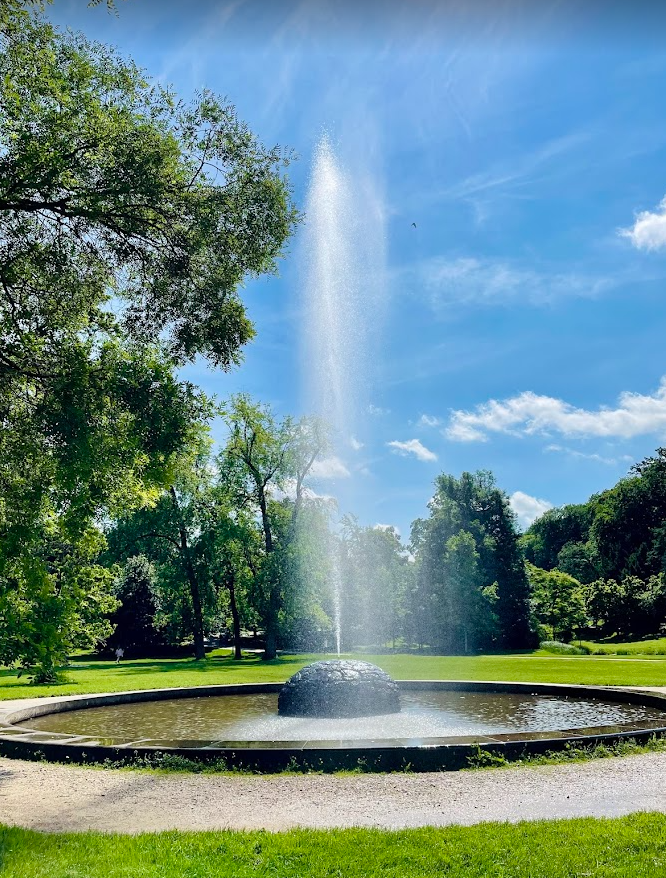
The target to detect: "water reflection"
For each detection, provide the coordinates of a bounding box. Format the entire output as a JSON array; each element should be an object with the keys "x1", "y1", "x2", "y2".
[{"x1": 20, "y1": 690, "x2": 666, "y2": 744}]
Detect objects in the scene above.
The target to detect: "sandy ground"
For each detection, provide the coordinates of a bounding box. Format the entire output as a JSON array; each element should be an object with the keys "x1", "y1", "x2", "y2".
[{"x1": 1, "y1": 752, "x2": 666, "y2": 833}]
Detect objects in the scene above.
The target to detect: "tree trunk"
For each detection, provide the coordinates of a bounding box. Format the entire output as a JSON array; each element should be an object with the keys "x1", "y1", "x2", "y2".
[
  {"x1": 264, "y1": 623, "x2": 278, "y2": 661},
  {"x1": 169, "y1": 486, "x2": 205, "y2": 661},
  {"x1": 263, "y1": 584, "x2": 281, "y2": 660},
  {"x1": 228, "y1": 577, "x2": 242, "y2": 660},
  {"x1": 256, "y1": 485, "x2": 281, "y2": 660}
]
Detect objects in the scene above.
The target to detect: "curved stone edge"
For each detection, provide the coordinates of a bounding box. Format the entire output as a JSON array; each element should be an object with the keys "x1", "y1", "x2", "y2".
[{"x1": 1, "y1": 680, "x2": 666, "y2": 773}]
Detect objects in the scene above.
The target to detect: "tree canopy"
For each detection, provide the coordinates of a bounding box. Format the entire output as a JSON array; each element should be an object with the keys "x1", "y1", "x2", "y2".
[
  {"x1": 0, "y1": 4, "x2": 298, "y2": 676},
  {"x1": 410, "y1": 471, "x2": 533, "y2": 652}
]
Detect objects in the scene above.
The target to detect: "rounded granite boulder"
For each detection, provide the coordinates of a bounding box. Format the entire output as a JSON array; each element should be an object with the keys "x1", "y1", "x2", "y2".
[{"x1": 278, "y1": 659, "x2": 401, "y2": 718}]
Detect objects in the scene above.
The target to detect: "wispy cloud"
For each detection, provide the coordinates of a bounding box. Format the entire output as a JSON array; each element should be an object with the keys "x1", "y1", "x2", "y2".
[
  {"x1": 446, "y1": 378, "x2": 666, "y2": 442},
  {"x1": 544, "y1": 444, "x2": 634, "y2": 466},
  {"x1": 619, "y1": 195, "x2": 666, "y2": 251},
  {"x1": 409, "y1": 256, "x2": 610, "y2": 310},
  {"x1": 350, "y1": 436, "x2": 364, "y2": 451},
  {"x1": 509, "y1": 491, "x2": 553, "y2": 529},
  {"x1": 387, "y1": 438, "x2": 438, "y2": 462},
  {"x1": 368, "y1": 404, "x2": 391, "y2": 416},
  {"x1": 418, "y1": 414, "x2": 443, "y2": 428},
  {"x1": 310, "y1": 456, "x2": 351, "y2": 479},
  {"x1": 156, "y1": 1, "x2": 246, "y2": 86},
  {"x1": 446, "y1": 131, "x2": 591, "y2": 200}
]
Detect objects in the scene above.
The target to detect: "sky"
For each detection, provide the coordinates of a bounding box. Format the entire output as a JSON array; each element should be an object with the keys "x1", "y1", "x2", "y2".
[{"x1": 48, "y1": 0, "x2": 666, "y2": 540}]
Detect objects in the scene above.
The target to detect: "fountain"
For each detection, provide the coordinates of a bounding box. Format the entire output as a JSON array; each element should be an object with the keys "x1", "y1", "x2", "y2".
[
  {"x1": 3, "y1": 141, "x2": 666, "y2": 772},
  {"x1": 3, "y1": 674, "x2": 666, "y2": 771},
  {"x1": 301, "y1": 134, "x2": 384, "y2": 654},
  {"x1": 278, "y1": 660, "x2": 400, "y2": 718}
]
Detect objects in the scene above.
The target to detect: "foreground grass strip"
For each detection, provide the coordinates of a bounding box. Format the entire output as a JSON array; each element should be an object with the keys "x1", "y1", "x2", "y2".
[
  {"x1": 2, "y1": 814, "x2": 666, "y2": 877},
  {"x1": 466, "y1": 734, "x2": 666, "y2": 770},
  {"x1": 4, "y1": 650, "x2": 666, "y2": 701}
]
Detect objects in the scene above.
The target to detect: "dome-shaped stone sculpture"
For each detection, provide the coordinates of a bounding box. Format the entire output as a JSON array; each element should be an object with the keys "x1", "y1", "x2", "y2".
[{"x1": 278, "y1": 659, "x2": 401, "y2": 718}]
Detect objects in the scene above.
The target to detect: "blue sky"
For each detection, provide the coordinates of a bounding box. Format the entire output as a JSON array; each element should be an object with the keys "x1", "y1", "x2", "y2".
[{"x1": 50, "y1": 0, "x2": 666, "y2": 539}]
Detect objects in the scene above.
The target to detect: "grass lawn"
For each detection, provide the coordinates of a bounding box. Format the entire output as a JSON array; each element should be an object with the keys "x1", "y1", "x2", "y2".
[
  {"x1": 582, "y1": 637, "x2": 666, "y2": 655},
  {"x1": 3, "y1": 649, "x2": 666, "y2": 700},
  {"x1": 2, "y1": 813, "x2": 666, "y2": 877}
]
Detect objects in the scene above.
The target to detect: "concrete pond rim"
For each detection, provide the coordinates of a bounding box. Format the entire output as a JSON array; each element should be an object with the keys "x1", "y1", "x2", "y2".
[{"x1": 2, "y1": 680, "x2": 666, "y2": 772}]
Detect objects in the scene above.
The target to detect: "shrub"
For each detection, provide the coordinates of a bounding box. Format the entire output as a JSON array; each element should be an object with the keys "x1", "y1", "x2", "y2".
[{"x1": 539, "y1": 640, "x2": 589, "y2": 655}]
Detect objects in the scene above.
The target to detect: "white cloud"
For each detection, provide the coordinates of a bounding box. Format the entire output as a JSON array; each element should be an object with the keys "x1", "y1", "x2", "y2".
[
  {"x1": 620, "y1": 196, "x2": 666, "y2": 251},
  {"x1": 509, "y1": 491, "x2": 553, "y2": 530},
  {"x1": 387, "y1": 438, "x2": 438, "y2": 462},
  {"x1": 310, "y1": 456, "x2": 351, "y2": 480},
  {"x1": 270, "y1": 480, "x2": 334, "y2": 504},
  {"x1": 368, "y1": 404, "x2": 390, "y2": 416},
  {"x1": 418, "y1": 414, "x2": 442, "y2": 428},
  {"x1": 446, "y1": 378, "x2": 666, "y2": 442},
  {"x1": 350, "y1": 436, "x2": 364, "y2": 451},
  {"x1": 544, "y1": 444, "x2": 633, "y2": 466},
  {"x1": 412, "y1": 257, "x2": 609, "y2": 309}
]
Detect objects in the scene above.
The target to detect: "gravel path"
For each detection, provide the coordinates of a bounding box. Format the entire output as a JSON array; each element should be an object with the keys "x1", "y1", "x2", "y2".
[{"x1": 2, "y1": 752, "x2": 666, "y2": 833}]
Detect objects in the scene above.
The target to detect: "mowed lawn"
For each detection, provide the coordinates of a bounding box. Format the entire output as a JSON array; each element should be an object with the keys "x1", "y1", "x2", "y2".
[
  {"x1": 3, "y1": 649, "x2": 666, "y2": 700},
  {"x1": 3, "y1": 813, "x2": 666, "y2": 878}
]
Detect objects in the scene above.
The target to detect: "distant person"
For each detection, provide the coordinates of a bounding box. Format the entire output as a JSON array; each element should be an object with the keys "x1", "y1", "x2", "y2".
[{"x1": 115, "y1": 646, "x2": 125, "y2": 664}]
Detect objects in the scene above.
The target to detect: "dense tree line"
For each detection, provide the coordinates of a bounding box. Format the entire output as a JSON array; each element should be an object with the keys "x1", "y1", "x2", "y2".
[{"x1": 522, "y1": 450, "x2": 666, "y2": 640}]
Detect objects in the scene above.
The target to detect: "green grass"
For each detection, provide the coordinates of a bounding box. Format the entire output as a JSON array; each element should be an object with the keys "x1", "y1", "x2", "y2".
[
  {"x1": 3, "y1": 814, "x2": 666, "y2": 877},
  {"x1": 466, "y1": 733, "x2": 666, "y2": 770},
  {"x1": 582, "y1": 637, "x2": 666, "y2": 655},
  {"x1": 5, "y1": 649, "x2": 666, "y2": 701}
]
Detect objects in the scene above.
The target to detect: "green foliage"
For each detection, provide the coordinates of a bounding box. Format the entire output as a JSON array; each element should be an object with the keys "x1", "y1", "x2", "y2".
[
  {"x1": 107, "y1": 555, "x2": 166, "y2": 656},
  {"x1": 524, "y1": 449, "x2": 666, "y2": 589},
  {"x1": 527, "y1": 563, "x2": 587, "y2": 642},
  {"x1": 520, "y1": 504, "x2": 593, "y2": 574},
  {"x1": 5, "y1": 814, "x2": 666, "y2": 878},
  {"x1": 0, "y1": 4, "x2": 298, "y2": 676},
  {"x1": 410, "y1": 471, "x2": 533, "y2": 651},
  {"x1": 0, "y1": 525, "x2": 117, "y2": 680},
  {"x1": 585, "y1": 573, "x2": 666, "y2": 638},
  {"x1": 219, "y1": 395, "x2": 330, "y2": 658},
  {"x1": 538, "y1": 641, "x2": 589, "y2": 655},
  {"x1": 340, "y1": 519, "x2": 413, "y2": 650}
]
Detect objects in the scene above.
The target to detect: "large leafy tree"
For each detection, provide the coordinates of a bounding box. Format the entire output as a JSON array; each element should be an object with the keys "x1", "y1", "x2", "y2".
[
  {"x1": 107, "y1": 555, "x2": 166, "y2": 657},
  {"x1": 524, "y1": 449, "x2": 666, "y2": 590},
  {"x1": 219, "y1": 395, "x2": 329, "y2": 659},
  {"x1": 107, "y1": 436, "x2": 233, "y2": 660},
  {"x1": 340, "y1": 519, "x2": 413, "y2": 650},
  {"x1": 411, "y1": 471, "x2": 533, "y2": 652},
  {"x1": 526, "y1": 563, "x2": 587, "y2": 642},
  {"x1": 0, "y1": 6, "x2": 297, "y2": 674}
]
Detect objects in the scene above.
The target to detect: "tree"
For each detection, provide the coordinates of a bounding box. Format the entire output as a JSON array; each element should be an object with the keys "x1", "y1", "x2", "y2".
[
  {"x1": 219, "y1": 395, "x2": 328, "y2": 659},
  {"x1": 526, "y1": 563, "x2": 587, "y2": 642},
  {"x1": 585, "y1": 573, "x2": 666, "y2": 638},
  {"x1": 0, "y1": 524, "x2": 117, "y2": 681},
  {"x1": 340, "y1": 519, "x2": 413, "y2": 650},
  {"x1": 521, "y1": 504, "x2": 594, "y2": 572},
  {"x1": 0, "y1": 5, "x2": 297, "y2": 675},
  {"x1": 411, "y1": 471, "x2": 533, "y2": 652},
  {"x1": 107, "y1": 555, "x2": 166, "y2": 656},
  {"x1": 107, "y1": 436, "x2": 221, "y2": 660}
]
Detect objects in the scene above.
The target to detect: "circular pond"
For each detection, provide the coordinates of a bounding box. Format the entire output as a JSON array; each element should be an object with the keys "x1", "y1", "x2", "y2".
[
  {"x1": 3, "y1": 680, "x2": 666, "y2": 771},
  {"x1": 17, "y1": 688, "x2": 666, "y2": 747}
]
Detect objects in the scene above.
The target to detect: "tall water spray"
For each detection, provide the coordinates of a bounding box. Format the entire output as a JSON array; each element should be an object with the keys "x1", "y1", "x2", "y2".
[{"x1": 302, "y1": 134, "x2": 385, "y2": 655}]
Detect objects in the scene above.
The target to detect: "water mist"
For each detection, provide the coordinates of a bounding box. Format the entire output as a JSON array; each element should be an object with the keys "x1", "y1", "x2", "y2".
[{"x1": 301, "y1": 134, "x2": 385, "y2": 656}]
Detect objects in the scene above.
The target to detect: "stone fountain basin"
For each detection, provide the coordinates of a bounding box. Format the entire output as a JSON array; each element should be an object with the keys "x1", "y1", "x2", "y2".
[{"x1": 2, "y1": 681, "x2": 666, "y2": 772}]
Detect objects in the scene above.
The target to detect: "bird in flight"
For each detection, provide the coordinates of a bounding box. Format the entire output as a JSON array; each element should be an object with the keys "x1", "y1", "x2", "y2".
[{"x1": 411, "y1": 222, "x2": 417, "y2": 228}]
